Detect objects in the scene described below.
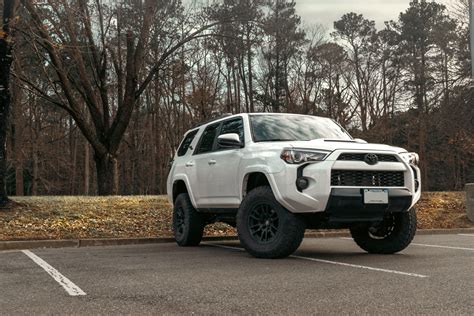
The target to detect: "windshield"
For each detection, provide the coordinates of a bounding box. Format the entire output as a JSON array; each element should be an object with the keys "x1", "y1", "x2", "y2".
[{"x1": 250, "y1": 114, "x2": 352, "y2": 142}]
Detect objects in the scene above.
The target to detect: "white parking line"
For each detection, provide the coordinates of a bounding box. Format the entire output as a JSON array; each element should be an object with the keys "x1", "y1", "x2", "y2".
[
  {"x1": 22, "y1": 250, "x2": 86, "y2": 296},
  {"x1": 341, "y1": 237, "x2": 474, "y2": 252},
  {"x1": 411, "y1": 243, "x2": 474, "y2": 252},
  {"x1": 204, "y1": 243, "x2": 428, "y2": 278},
  {"x1": 458, "y1": 234, "x2": 474, "y2": 237},
  {"x1": 290, "y1": 255, "x2": 428, "y2": 278}
]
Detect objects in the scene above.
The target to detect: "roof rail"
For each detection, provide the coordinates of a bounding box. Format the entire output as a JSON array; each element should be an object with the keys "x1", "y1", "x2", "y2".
[{"x1": 192, "y1": 113, "x2": 234, "y2": 128}]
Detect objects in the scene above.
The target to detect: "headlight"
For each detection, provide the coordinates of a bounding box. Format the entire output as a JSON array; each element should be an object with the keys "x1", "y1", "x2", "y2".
[
  {"x1": 280, "y1": 148, "x2": 330, "y2": 164},
  {"x1": 399, "y1": 152, "x2": 419, "y2": 165}
]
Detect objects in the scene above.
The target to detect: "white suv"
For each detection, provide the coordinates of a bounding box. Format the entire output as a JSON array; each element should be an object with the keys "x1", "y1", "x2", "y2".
[{"x1": 167, "y1": 113, "x2": 421, "y2": 258}]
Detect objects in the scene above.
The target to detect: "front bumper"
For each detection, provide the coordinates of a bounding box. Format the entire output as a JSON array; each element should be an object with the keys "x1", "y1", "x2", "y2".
[
  {"x1": 324, "y1": 188, "x2": 412, "y2": 222},
  {"x1": 267, "y1": 150, "x2": 421, "y2": 214}
]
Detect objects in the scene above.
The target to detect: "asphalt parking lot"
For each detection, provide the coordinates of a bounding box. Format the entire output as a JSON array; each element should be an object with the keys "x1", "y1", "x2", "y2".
[{"x1": 1, "y1": 234, "x2": 473, "y2": 315}]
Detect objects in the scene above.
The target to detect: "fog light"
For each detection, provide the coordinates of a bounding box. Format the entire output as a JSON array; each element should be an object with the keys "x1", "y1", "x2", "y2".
[{"x1": 296, "y1": 177, "x2": 309, "y2": 191}]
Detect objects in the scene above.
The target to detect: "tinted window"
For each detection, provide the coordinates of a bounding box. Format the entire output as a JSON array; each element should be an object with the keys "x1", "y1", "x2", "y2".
[
  {"x1": 219, "y1": 118, "x2": 245, "y2": 144},
  {"x1": 177, "y1": 130, "x2": 198, "y2": 156},
  {"x1": 250, "y1": 115, "x2": 352, "y2": 142},
  {"x1": 195, "y1": 123, "x2": 220, "y2": 154}
]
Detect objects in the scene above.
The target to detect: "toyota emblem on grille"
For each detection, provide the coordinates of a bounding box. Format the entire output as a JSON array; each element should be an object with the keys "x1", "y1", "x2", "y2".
[{"x1": 364, "y1": 153, "x2": 378, "y2": 165}]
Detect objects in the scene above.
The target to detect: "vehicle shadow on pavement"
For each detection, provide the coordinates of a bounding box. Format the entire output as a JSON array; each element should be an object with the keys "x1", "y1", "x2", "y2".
[{"x1": 204, "y1": 241, "x2": 421, "y2": 262}]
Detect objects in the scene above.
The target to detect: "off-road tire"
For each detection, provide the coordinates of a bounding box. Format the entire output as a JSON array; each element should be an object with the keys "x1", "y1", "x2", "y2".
[
  {"x1": 173, "y1": 193, "x2": 205, "y2": 246},
  {"x1": 350, "y1": 208, "x2": 417, "y2": 254},
  {"x1": 237, "y1": 186, "x2": 305, "y2": 259}
]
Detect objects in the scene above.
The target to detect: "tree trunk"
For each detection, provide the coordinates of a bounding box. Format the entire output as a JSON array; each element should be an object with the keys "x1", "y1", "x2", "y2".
[
  {"x1": 0, "y1": 64, "x2": 10, "y2": 203},
  {"x1": 12, "y1": 79, "x2": 23, "y2": 196},
  {"x1": 0, "y1": 0, "x2": 19, "y2": 205},
  {"x1": 246, "y1": 27, "x2": 254, "y2": 112},
  {"x1": 11, "y1": 66, "x2": 23, "y2": 196},
  {"x1": 94, "y1": 152, "x2": 119, "y2": 195},
  {"x1": 70, "y1": 123, "x2": 77, "y2": 195},
  {"x1": 84, "y1": 143, "x2": 90, "y2": 195},
  {"x1": 0, "y1": 89, "x2": 10, "y2": 202},
  {"x1": 32, "y1": 149, "x2": 38, "y2": 195}
]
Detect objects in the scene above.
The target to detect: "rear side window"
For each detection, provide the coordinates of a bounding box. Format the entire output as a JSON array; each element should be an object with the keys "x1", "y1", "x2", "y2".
[
  {"x1": 195, "y1": 123, "x2": 220, "y2": 154},
  {"x1": 219, "y1": 117, "x2": 245, "y2": 144},
  {"x1": 177, "y1": 130, "x2": 198, "y2": 156}
]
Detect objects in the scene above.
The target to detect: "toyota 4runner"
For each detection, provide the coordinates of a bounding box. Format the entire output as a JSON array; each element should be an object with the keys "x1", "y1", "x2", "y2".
[{"x1": 167, "y1": 113, "x2": 421, "y2": 258}]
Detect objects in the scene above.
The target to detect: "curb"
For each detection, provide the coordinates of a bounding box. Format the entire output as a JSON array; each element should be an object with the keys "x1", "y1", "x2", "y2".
[
  {"x1": 415, "y1": 228, "x2": 474, "y2": 235},
  {"x1": 0, "y1": 236, "x2": 239, "y2": 251},
  {"x1": 1, "y1": 228, "x2": 473, "y2": 251}
]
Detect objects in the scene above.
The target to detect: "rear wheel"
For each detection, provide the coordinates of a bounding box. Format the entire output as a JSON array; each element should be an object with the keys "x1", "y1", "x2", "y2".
[
  {"x1": 350, "y1": 208, "x2": 417, "y2": 254},
  {"x1": 173, "y1": 193, "x2": 205, "y2": 246},
  {"x1": 237, "y1": 186, "x2": 305, "y2": 258}
]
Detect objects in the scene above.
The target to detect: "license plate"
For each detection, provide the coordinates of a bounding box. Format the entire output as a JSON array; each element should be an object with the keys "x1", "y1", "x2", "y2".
[{"x1": 363, "y1": 189, "x2": 388, "y2": 204}]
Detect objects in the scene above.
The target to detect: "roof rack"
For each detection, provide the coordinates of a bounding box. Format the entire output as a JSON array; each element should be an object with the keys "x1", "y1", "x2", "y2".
[{"x1": 192, "y1": 113, "x2": 234, "y2": 128}]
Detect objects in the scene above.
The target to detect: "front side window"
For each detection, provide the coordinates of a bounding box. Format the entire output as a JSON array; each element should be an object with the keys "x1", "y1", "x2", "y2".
[
  {"x1": 177, "y1": 130, "x2": 198, "y2": 156},
  {"x1": 250, "y1": 115, "x2": 352, "y2": 142},
  {"x1": 219, "y1": 117, "x2": 245, "y2": 144},
  {"x1": 195, "y1": 123, "x2": 220, "y2": 154}
]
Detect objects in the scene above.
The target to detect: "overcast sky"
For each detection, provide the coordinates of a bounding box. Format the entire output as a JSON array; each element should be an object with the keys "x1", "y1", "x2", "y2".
[{"x1": 294, "y1": 0, "x2": 453, "y2": 30}]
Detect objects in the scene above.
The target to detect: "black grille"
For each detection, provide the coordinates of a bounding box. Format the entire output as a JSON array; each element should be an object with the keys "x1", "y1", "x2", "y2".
[
  {"x1": 331, "y1": 170, "x2": 405, "y2": 187},
  {"x1": 337, "y1": 153, "x2": 398, "y2": 162}
]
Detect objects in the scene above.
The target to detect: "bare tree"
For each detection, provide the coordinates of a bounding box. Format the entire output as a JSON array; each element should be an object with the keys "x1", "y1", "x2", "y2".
[{"x1": 20, "y1": 0, "x2": 227, "y2": 195}]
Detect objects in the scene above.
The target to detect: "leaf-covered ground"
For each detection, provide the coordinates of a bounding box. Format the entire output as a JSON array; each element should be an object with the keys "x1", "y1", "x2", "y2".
[
  {"x1": 0, "y1": 196, "x2": 235, "y2": 241},
  {"x1": 0, "y1": 192, "x2": 472, "y2": 241},
  {"x1": 416, "y1": 192, "x2": 473, "y2": 229}
]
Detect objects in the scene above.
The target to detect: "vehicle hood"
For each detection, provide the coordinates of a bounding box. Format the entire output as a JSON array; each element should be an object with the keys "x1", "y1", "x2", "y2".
[{"x1": 286, "y1": 139, "x2": 406, "y2": 153}]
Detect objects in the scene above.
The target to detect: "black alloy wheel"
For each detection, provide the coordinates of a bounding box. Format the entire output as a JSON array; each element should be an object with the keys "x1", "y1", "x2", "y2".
[
  {"x1": 174, "y1": 206, "x2": 186, "y2": 240},
  {"x1": 248, "y1": 203, "x2": 279, "y2": 243}
]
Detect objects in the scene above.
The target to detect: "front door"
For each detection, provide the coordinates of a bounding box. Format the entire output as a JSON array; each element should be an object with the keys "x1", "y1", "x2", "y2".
[{"x1": 206, "y1": 117, "x2": 245, "y2": 208}]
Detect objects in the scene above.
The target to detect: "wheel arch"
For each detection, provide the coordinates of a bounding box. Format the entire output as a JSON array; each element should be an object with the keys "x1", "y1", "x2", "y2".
[
  {"x1": 242, "y1": 171, "x2": 275, "y2": 199},
  {"x1": 172, "y1": 178, "x2": 197, "y2": 208},
  {"x1": 172, "y1": 180, "x2": 188, "y2": 201}
]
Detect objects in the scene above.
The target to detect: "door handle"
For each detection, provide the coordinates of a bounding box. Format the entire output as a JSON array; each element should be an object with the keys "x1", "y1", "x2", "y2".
[
  {"x1": 208, "y1": 159, "x2": 216, "y2": 165},
  {"x1": 185, "y1": 162, "x2": 195, "y2": 167}
]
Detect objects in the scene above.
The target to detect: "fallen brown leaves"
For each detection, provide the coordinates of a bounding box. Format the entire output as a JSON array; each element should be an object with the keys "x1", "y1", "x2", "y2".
[
  {"x1": 416, "y1": 192, "x2": 472, "y2": 229},
  {"x1": 0, "y1": 192, "x2": 470, "y2": 241},
  {"x1": 0, "y1": 196, "x2": 235, "y2": 241}
]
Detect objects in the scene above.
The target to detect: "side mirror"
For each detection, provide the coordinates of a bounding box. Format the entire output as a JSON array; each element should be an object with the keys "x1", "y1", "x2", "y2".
[
  {"x1": 354, "y1": 138, "x2": 368, "y2": 143},
  {"x1": 217, "y1": 133, "x2": 243, "y2": 149}
]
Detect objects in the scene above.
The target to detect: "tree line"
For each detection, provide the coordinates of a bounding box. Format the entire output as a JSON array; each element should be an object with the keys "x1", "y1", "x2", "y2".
[{"x1": 1, "y1": 0, "x2": 473, "y2": 200}]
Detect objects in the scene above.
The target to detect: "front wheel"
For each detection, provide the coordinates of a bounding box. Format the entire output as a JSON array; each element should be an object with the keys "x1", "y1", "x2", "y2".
[
  {"x1": 237, "y1": 186, "x2": 305, "y2": 259},
  {"x1": 173, "y1": 193, "x2": 205, "y2": 246},
  {"x1": 350, "y1": 208, "x2": 417, "y2": 254}
]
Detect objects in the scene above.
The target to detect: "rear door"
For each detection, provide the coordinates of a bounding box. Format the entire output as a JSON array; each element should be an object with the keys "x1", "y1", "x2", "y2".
[{"x1": 189, "y1": 122, "x2": 221, "y2": 207}]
